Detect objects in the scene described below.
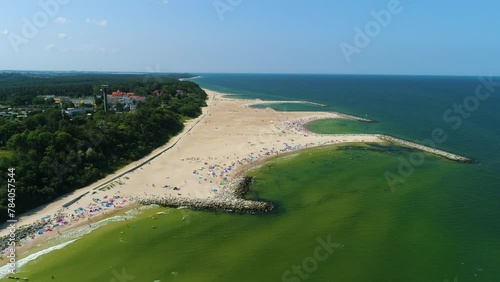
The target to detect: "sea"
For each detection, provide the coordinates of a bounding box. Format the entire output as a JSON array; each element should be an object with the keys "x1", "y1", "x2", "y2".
[
  {"x1": 191, "y1": 74, "x2": 500, "y2": 281},
  {"x1": 11, "y1": 74, "x2": 500, "y2": 282}
]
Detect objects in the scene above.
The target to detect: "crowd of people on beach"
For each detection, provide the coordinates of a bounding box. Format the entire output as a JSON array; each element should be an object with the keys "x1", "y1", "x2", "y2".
[
  {"x1": 0, "y1": 115, "x2": 362, "y2": 255},
  {"x1": 178, "y1": 116, "x2": 352, "y2": 195},
  {"x1": 0, "y1": 193, "x2": 128, "y2": 254}
]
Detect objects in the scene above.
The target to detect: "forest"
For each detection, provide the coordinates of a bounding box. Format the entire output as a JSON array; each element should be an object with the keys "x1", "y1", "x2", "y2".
[{"x1": 0, "y1": 72, "x2": 206, "y2": 223}]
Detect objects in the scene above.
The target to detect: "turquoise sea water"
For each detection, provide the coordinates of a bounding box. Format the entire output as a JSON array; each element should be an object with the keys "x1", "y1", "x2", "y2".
[
  {"x1": 193, "y1": 74, "x2": 500, "y2": 165},
  {"x1": 8, "y1": 74, "x2": 500, "y2": 281},
  {"x1": 190, "y1": 74, "x2": 500, "y2": 281}
]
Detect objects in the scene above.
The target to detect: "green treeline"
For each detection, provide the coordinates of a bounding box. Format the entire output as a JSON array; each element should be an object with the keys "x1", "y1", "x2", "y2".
[
  {"x1": 0, "y1": 72, "x2": 193, "y2": 106},
  {"x1": 0, "y1": 73, "x2": 206, "y2": 223}
]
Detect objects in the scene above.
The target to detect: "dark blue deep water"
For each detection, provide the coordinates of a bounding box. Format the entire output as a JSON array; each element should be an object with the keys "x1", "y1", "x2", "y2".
[{"x1": 192, "y1": 74, "x2": 500, "y2": 166}]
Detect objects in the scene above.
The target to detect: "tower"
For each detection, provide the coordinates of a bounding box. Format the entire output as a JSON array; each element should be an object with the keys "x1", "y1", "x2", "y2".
[{"x1": 100, "y1": 85, "x2": 109, "y2": 113}]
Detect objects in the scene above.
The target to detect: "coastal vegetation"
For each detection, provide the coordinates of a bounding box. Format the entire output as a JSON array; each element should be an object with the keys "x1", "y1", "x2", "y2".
[
  {"x1": 0, "y1": 73, "x2": 207, "y2": 223},
  {"x1": 0, "y1": 72, "x2": 193, "y2": 106}
]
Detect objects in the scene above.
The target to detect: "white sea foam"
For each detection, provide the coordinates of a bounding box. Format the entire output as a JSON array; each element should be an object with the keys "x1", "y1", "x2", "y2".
[
  {"x1": 38, "y1": 206, "x2": 157, "y2": 247},
  {"x1": 0, "y1": 239, "x2": 76, "y2": 279},
  {"x1": 0, "y1": 207, "x2": 155, "y2": 277}
]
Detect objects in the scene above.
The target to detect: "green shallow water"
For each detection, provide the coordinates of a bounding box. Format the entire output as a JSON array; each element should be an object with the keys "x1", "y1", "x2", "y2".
[
  {"x1": 5, "y1": 74, "x2": 499, "y2": 281},
  {"x1": 306, "y1": 119, "x2": 382, "y2": 135},
  {"x1": 6, "y1": 144, "x2": 498, "y2": 282}
]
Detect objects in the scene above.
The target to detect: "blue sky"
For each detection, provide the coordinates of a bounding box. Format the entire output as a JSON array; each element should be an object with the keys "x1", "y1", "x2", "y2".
[{"x1": 0, "y1": 0, "x2": 499, "y2": 75}]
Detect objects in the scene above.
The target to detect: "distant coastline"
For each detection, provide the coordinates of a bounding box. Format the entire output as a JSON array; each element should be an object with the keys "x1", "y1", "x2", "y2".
[{"x1": 179, "y1": 75, "x2": 201, "y2": 81}]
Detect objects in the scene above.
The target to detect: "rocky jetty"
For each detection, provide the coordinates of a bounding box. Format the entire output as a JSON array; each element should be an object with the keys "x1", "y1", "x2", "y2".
[
  {"x1": 0, "y1": 211, "x2": 66, "y2": 250},
  {"x1": 1, "y1": 220, "x2": 48, "y2": 250},
  {"x1": 378, "y1": 135, "x2": 473, "y2": 163},
  {"x1": 134, "y1": 177, "x2": 274, "y2": 214},
  {"x1": 335, "y1": 112, "x2": 373, "y2": 122}
]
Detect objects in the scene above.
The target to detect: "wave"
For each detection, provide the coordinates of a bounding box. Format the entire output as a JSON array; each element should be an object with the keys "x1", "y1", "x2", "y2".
[
  {"x1": 0, "y1": 239, "x2": 76, "y2": 279},
  {"x1": 0, "y1": 205, "x2": 158, "y2": 277}
]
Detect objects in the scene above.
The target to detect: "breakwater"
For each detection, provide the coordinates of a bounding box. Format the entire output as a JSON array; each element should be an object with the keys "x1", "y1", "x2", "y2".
[
  {"x1": 0, "y1": 216, "x2": 57, "y2": 251},
  {"x1": 134, "y1": 177, "x2": 274, "y2": 214},
  {"x1": 378, "y1": 135, "x2": 473, "y2": 163},
  {"x1": 335, "y1": 112, "x2": 373, "y2": 122},
  {"x1": 0, "y1": 208, "x2": 68, "y2": 251}
]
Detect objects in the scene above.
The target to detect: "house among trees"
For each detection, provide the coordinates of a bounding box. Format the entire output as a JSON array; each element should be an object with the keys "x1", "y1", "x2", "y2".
[
  {"x1": 53, "y1": 96, "x2": 70, "y2": 104},
  {"x1": 107, "y1": 90, "x2": 146, "y2": 103},
  {"x1": 105, "y1": 89, "x2": 146, "y2": 111},
  {"x1": 69, "y1": 97, "x2": 94, "y2": 106}
]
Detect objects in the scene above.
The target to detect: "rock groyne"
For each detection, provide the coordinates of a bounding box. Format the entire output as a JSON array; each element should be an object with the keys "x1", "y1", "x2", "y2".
[
  {"x1": 0, "y1": 210, "x2": 65, "y2": 250},
  {"x1": 378, "y1": 135, "x2": 473, "y2": 163},
  {"x1": 134, "y1": 177, "x2": 274, "y2": 214},
  {"x1": 335, "y1": 112, "x2": 373, "y2": 122}
]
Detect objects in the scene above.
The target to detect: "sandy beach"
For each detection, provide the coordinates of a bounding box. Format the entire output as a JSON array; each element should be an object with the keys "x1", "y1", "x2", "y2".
[{"x1": 0, "y1": 89, "x2": 383, "y2": 246}]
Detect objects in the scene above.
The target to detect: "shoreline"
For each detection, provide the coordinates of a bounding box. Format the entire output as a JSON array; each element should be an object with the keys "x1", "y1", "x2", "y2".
[
  {"x1": 301, "y1": 119, "x2": 472, "y2": 163},
  {"x1": 243, "y1": 100, "x2": 328, "y2": 108},
  {"x1": 0, "y1": 89, "x2": 382, "y2": 260},
  {"x1": 0, "y1": 92, "x2": 217, "y2": 236},
  {"x1": 243, "y1": 100, "x2": 373, "y2": 122},
  {"x1": 0, "y1": 88, "x2": 472, "y2": 266}
]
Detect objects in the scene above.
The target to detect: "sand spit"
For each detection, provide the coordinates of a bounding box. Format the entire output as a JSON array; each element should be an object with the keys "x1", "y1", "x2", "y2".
[
  {"x1": 0, "y1": 89, "x2": 472, "y2": 256},
  {"x1": 243, "y1": 100, "x2": 374, "y2": 122},
  {"x1": 243, "y1": 100, "x2": 327, "y2": 107}
]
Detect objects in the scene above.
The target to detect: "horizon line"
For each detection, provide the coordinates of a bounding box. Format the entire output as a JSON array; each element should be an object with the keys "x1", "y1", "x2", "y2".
[{"x1": 0, "y1": 69, "x2": 498, "y2": 78}]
